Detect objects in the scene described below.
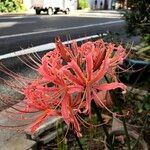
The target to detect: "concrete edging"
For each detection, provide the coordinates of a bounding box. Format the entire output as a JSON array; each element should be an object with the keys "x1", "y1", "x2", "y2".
[{"x1": 0, "y1": 34, "x2": 107, "y2": 60}]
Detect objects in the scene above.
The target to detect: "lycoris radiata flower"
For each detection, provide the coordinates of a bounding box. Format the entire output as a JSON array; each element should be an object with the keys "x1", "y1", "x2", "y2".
[{"x1": 0, "y1": 37, "x2": 127, "y2": 137}]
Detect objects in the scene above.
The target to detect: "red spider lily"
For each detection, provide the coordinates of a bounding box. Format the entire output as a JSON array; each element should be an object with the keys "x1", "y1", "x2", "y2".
[
  {"x1": 0, "y1": 37, "x2": 127, "y2": 137},
  {"x1": 61, "y1": 51, "x2": 126, "y2": 116}
]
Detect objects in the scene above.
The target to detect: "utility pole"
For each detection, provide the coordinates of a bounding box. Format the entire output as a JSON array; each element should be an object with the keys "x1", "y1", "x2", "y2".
[{"x1": 77, "y1": 0, "x2": 80, "y2": 9}]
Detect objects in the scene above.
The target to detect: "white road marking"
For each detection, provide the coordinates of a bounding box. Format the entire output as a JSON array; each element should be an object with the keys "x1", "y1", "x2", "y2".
[
  {"x1": 0, "y1": 20, "x2": 124, "y2": 39},
  {"x1": 0, "y1": 21, "x2": 35, "y2": 28},
  {"x1": 0, "y1": 22, "x2": 18, "y2": 28},
  {"x1": 0, "y1": 34, "x2": 107, "y2": 60},
  {"x1": 0, "y1": 15, "x2": 37, "y2": 20}
]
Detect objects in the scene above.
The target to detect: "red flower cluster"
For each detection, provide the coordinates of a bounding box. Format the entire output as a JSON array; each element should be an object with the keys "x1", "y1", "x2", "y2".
[{"x1": 0, "y1": 38, "x2": 127, "y2": 137}]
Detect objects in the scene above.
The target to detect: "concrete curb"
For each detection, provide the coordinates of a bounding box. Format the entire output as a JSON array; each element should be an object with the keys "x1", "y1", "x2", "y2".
[
  {"x1": 0, "y1": 136, "x2": 36, "y2": 150},
  {"x1": 0, "y1": 34, "x2": 106, "y2": 60},
  {"x1": 0, "y1": 104, "x2": 37, "y2": 150}
]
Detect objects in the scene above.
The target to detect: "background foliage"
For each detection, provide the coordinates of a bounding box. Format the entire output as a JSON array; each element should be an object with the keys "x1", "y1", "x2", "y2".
[
  {"x1": 0, "y1": 0, "x2": 26, "y2": 12},
  {"x1": 123, "y1": 0, "x2": 150, "y2": 44},
  {"x1": 78, "y1": 0, "x2": 89, "y2": 9}
]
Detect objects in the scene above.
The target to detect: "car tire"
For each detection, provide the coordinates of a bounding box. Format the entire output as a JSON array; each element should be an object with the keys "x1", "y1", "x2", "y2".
[
  {"x1": 47, "y1": 8, "x2": 53, "y2": 15},
  {"x1": 64, "y1": 8, "x2": 70, "y2": 14},
  {"x1": 35, "y1": 9, "x2": 41, "y2": 15}
]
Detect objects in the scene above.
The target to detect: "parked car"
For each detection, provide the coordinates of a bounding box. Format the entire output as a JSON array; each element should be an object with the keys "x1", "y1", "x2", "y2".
[{"x1": 31, "y1": 0, "x2": 71, "y2": 15}]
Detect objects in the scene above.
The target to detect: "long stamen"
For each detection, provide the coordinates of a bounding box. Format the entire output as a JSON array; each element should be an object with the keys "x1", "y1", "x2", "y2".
[{"x1": 18, "y1": 56, "x2": 39, "y2": 70}]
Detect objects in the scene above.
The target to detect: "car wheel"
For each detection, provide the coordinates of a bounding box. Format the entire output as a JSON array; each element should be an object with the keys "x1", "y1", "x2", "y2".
[
  {"x1": 64, "y1": 8, "x2": 70, "y2": 14},
  {"x1": 35, "y1": 9, "x2": 41, "y2": 15},
  {"x1": 47, "y1": 8, "x2": 53, "y2": 15}
]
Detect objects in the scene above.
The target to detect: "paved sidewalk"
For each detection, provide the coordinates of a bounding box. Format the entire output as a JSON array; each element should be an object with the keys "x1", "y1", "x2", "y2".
[
  {"x1": 0, "y1": 9, "x2": 35, "y2": 16},
  {"x1": 0, "y1": 9, "x2": 123, "y2": 18},
  {"x1": 71, "y1": 9, "x2": 123, "y2": 18}
]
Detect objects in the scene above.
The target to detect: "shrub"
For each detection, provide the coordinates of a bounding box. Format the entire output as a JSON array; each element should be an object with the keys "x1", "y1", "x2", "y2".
[
  {"x1": 0, "y1": 0, "x2": 26, "y2": 12},
  {"x1": 78, "y1": 0, "x2": 89, "y2": 9},
  {"x1": 123, "y1": 0, "x2": 150, "y2": 43}
]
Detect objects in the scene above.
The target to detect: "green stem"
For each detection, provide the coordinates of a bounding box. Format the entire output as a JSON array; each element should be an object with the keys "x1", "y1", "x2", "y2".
[
  {"x1": 72, "y1": 130, "x2": 84, "y2": 150},
  {"x1": 132, "y1": 113, "x2": 148, "y2": 150},
  {"x1": 104, "y1": 76, "x2": 131, "y2": 150},
  {"x1": 114, "y1": 95, "x2": 131, "y2": 150},
  {"x1": 91, "y1": 101, "x2": 114, "y2": 150}
]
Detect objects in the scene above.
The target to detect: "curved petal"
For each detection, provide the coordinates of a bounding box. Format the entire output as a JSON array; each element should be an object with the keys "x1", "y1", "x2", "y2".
[
  {"x1": 61, "y1": 94, "x2": 71, "y2": 126},
  {"x1": 61, "y1": 68, "x2": 84, "y2": 85},
  {"x1": 86, "y1": 53, "x2": 93, "y2": 81},
  {"x1": 94, "y1": 82, "x2": 126, "y2": 91},
  {"x1": 67, "y1": 85, "x2": 84, "y2": 94},
  {"x1": 90, "y1": 58, "x2": 110, "y2": 85},
  {"x1": 68, "y1": 60, "x2": 85, "y2": 84},
  {"x1": 31, "y1": 109, "x2": 59, "y2": 133},
  {"x1": 84, "y1": 87, "x2": 92, "y2": 115}
]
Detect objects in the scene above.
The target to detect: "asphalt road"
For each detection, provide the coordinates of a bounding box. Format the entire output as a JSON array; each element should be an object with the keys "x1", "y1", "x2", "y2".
[{"x1": 0, "y1": 13, "x2": 125, "y2": 55}]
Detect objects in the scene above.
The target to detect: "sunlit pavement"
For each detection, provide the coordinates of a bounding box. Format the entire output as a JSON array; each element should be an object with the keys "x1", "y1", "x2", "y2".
[{"x1": 0, "y1": 9, "x2": 123, "y2": 18}]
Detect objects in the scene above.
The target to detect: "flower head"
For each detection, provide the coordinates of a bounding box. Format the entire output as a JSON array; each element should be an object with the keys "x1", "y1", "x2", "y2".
[{"x1": 0, "y1": 37, "x2": 127, "y2": 137}]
